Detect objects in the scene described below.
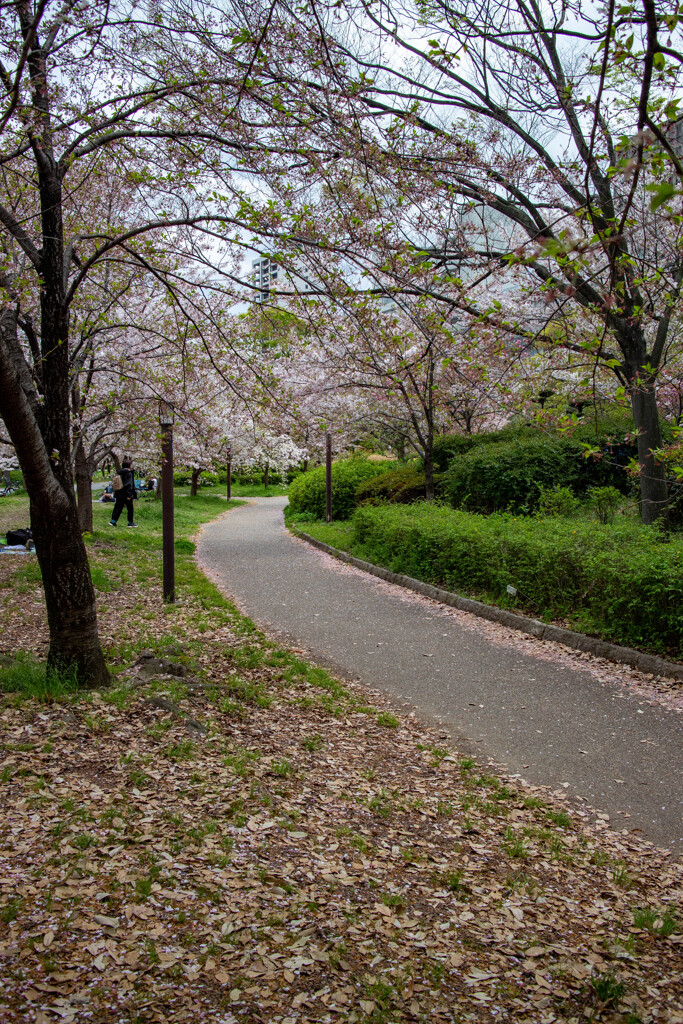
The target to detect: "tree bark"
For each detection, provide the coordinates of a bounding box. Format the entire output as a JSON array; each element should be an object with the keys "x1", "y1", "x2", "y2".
[
  {"x1": 424, "y1": 446, "x2": 435, "y2": 501},
  {"x1": 75, "y1": 457, "x2": 94, "y2": 533},
  {"x1": 630, "y1": 380, "x2": 669, "y2": 526},
  {"x1": 0, "y1": 305, "x2": 109, "y2": 687},
  {"x1": 264, "y1": 462, "x2": 270, "y2": 489},
  {"x1": 190, "y1": 468, "x2": 202, "y2": 497},
  {"x1": 74, "y1": 430, "x2": 94, "y2": 533}
]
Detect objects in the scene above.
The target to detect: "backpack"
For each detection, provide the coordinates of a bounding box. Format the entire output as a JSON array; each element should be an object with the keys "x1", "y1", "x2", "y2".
[
  {"x1": 6, "y1": 528, "x2": 32, "y2": 547},
  {"x1": 112, "y1": 474, "x2": 123, "y2": 491}
]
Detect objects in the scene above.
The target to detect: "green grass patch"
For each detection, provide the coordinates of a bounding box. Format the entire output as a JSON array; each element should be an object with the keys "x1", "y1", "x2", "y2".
[
  {"x1": 0, "y1": 653, "x2": 80, "y2": 702},
  {"x1": 632, "y1": 906, "x2": 679, "y2": 937},
  {"x1": 287, "y1": 516, "x2": 354, "y2": 552}
]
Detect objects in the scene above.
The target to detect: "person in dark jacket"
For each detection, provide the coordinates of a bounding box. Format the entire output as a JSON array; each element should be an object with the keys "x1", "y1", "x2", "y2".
[{"x1": 109, "y1": 457, "x2": 138, "y2": 527}]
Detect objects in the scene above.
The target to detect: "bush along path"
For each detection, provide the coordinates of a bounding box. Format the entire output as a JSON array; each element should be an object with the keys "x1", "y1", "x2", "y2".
[
  {"x1": 342, "y1": 504, "x2": 683, "y2": 658},
  {"x1": 0, "y1": 494, "x2": 681, "y2": 1024}
]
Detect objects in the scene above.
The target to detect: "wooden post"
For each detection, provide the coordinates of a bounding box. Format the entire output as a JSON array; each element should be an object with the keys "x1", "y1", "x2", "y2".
[
  {"x1": 226, "y1": 443, "x2": 232, "y2": 501},
  {"x1": 325, "y1": 431, "x2": 332, "y2": 523},
  {"x1": 160, "y1": 412, "x2": 175, "y2": 603}
]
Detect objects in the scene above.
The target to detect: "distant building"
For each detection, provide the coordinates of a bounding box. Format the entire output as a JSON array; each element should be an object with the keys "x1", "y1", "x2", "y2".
[
  {"x1": 625, "y1": 116, "x2": 683, "y2": 167},
  {"x1": 666, "y1": 116, "x2": 683, "y2": 157},
  {"x1": 250, "y1": 257, "x2": 315, "y2": 306},
  {"x1": 252, "y1": 257, "x2": 280, "y2": 304}
]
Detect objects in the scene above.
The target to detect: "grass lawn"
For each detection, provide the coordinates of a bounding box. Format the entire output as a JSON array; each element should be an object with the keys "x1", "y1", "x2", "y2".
[
  {"x1": 0, "y1": 491, "x2": 30, "y2": 536},
  {"x1": 0, "y1": 491, "x2": 680, "y2": 1022}
]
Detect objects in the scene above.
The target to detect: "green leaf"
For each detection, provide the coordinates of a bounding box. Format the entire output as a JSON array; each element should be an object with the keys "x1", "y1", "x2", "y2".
[{"x1": 648, "y1": 182, "x2": 677, "y2": 211}]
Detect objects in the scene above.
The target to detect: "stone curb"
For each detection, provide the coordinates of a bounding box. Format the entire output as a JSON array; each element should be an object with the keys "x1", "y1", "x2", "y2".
[{"x1": 289, "y1": 525, "x2": 683, "y2": 683}]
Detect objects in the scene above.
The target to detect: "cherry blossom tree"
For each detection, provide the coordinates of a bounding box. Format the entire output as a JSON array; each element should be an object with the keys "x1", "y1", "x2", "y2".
[
  {"x1": 234, "y1": 0, "x2": 683, "y2": 522},
  {"x1": 0, "y1": 0, "x2": 307, "y2": 683}
]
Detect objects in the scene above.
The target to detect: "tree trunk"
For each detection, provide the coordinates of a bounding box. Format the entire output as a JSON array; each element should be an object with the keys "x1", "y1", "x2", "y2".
[
  {"x1": 424, "y1": 447, "x2": 436, "y2": 501},
  {"x1": 31, "y1": 487, "x2": 109, "y2": 685},
  {"x1": 0, "y1": 9, "x2": 109, "y2": 686},
  {"x1": 264, "y1": 462, "x2": 269, "y2": 489},
  {"x1": 74, "y1": 433, "x2": 94, "y2": 533},
  {"x1": 190, "y1": 468, "x2": 201, "y2": 497},
  {"x1": 630, "y1": 381, "x2": 669, "y2": 525},
  {"x1": 0, "y1": 306, "x2": 109, "y2": 687}
]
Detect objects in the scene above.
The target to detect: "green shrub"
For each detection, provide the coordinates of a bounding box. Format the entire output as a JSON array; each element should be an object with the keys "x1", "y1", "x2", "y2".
[
  {"x1": 356, "y1": 465, "x2": 437, "y2": 505},
  {"x1": 445, "y1": 436, "x2": 584, "y2": 513},
  {"x1": 237, "y1": 471, "x2": 263, "y2": 486},
  {"x1": 288, "y1": 458, "x2": 391, "y2": 520},
  {"x1": 445, "y1": 434, "x2": 631, "y2": 514},
  {"x1": 173, "y1": 469, "x2": 220, "y2": 488},
  {"x1": 432, "y1": 434, "x2": 478, "y2": 471},
  {"x1": 432, "y1": 424, "x2": 533, "y2": 472},
  {"x1": 350, "y1": 503, "x2": 683, "y2": 653},
  {"x1": 537, "y1": 485, "x2": 581, "y2": 517},
  {"x1": 434, "y1": 415, "x2": 638, "y2": 485},
  {"x1": 588, "y1": 486, "x2": 622, "y2": 524}
]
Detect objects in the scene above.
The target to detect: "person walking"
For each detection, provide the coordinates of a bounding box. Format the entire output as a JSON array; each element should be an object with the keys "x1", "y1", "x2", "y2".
[{"x1": 109, "y1": 458, "x2": 138, "y2": 527}]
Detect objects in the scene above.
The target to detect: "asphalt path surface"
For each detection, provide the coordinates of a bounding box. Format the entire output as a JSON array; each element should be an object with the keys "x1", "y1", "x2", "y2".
[{"x1": 197, "y1": 496, "x2": 683, "y2": 856}]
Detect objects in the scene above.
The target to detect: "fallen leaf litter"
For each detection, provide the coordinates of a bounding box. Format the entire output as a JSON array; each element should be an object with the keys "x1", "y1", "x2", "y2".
[{"x1": 0, "y1": 545, "x2": 682, "y2": 1023}]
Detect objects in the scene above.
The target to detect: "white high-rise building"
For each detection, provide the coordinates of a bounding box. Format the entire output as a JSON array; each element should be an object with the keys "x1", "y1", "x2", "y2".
[{"x1": 252, "y1": 257, "x2": 280, "y2": 304}]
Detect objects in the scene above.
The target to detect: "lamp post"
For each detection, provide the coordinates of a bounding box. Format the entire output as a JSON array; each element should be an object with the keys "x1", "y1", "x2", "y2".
[
  {"x1": 226, "y1": 442, "x2": 232, "y2": 501},
  {"x1": 325, "y1": 431, "x2": 332, "y2": 524},
  {"x1": 159, "y1": 402, "x2": 175, "y2": 603}
]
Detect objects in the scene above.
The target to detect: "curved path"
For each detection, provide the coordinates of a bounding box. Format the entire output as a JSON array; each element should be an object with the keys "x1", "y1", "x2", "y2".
[{"x1": 198, "y1": 497, "x2": 683, "y2": 855}]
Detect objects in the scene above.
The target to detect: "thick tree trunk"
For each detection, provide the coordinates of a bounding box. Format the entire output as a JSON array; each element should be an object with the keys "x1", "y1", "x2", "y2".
[
  {"x1": 264, "y1": 462, "x2": 269, "y2": 489},
  {"x1": 74, "y1": 435, "x2": 94, "y2": 533},
  {"x1": 0, "y1": 306, "x2": 110, "y2": 688},
  {"x1": 190, "y1": 468, "x2": 201, "y2": 497},
  {"x1": 31, "y1": 487, "x2": 109, "y2": 685},
  {"x1": 630, "y1": 381, "x2": 669, "y2": 525},
  {"x1": 0, "y1": 11, "x2": 109, "y2": 686}
]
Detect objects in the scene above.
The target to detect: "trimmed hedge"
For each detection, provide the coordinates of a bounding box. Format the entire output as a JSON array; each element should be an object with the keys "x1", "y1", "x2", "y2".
[
  {"x1": 445, "y1": 435, "x2": 630, "y2": 513},
  {"x1": 288, "y1": 458, "x2": 391, "y2": 520},
  {"x1": 350, "y1": 504, "x2": 683, "y2": 653}
]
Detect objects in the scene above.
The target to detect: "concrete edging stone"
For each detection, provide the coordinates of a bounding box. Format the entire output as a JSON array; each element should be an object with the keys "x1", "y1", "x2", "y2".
[{"x1": 289, "y1": 525, "x2": 683, "y2": 683}]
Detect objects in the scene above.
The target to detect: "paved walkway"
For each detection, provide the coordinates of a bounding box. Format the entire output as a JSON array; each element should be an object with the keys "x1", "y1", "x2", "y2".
[{"x1": 197, "y1": 497, "x2": 683, "y2": 855}]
